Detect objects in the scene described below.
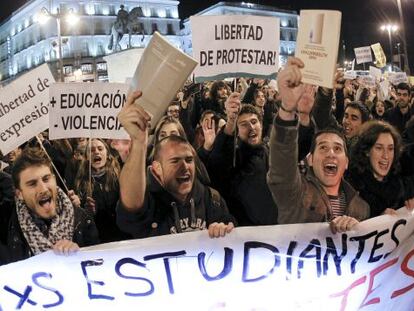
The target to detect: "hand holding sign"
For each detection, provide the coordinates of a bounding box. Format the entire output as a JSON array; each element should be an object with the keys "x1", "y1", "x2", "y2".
[
  {"x1": 208, "y1": 222, "x2": 234, "y2": 238},
  {"x1": 52, "y1": 239, "x2": 79, "y2": 256},
  {"x1": 224, "y1": 92, "x2": 241, "y2": 135},
  {"x1": 329, "y1": 215, "x2": 359, "y2": 234},
  {"x1": 118, "y1": 91, "x2": 151, "y2": 145}
]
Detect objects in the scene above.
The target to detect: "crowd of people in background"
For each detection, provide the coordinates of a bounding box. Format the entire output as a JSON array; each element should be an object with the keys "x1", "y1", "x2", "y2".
[{"x1": 1, "y1": 56, "x2": 414, "y2": 265}]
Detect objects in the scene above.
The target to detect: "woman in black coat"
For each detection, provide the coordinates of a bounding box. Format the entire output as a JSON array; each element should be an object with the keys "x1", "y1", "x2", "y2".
[{"x1": 347, "y1": 120, "x2": 414, "y2": 217}]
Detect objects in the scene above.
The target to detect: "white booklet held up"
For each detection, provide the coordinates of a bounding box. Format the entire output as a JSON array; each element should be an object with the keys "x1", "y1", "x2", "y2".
[
  {"x1": 128, "y1": 32, "x2": 198, "y2": 125},
  {"x1": 295, "y1": 10, "x2": 342, "y2": 88}
]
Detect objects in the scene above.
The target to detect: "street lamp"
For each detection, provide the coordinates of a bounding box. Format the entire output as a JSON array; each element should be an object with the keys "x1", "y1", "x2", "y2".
[
  {"x1": 380, "y1": 24, "x2": 398, "y2": 72},
  {"x1": 396, "y1": 0, "x2": 410, "y2": 74},
  {"x1": 37, "y1": 7, "x2": 79, "y2": 82}
]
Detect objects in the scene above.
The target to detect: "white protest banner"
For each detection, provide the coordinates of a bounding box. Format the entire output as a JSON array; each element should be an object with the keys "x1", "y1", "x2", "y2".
[
  {"x1": 379, "y1": 80, "x2": 390, "y2": 99},
  {"x1": 1, "y1": 210, "x2": 413, "y2": 310},
  {"x1": 49, "y1": 83, "x2": 129, "y2": 140},
  {"x1": 191, "y1": 15, "x2": 279, "y2": 82},
  {"x1": 355, "y1": 70, "x2": 370, "y2": 77},
  {"x1": 295, "y1": 10, "x2": 342, "y2": 88},
  {"x1": 103, "y1": 48, "x2": 144, "y2": 83},
  {"x1": 0, "y1": 64, "x2": 55, "y2": 155},
  {"x1": 388, "y1": 72, "x2": 408, "y2": 85},
  {"x1": 344, "y1": 71, "x2": 357, "y2": 80},
  {"x1": 129, "y1": 32, "x2": 197, "y2": 127},
  {"x1": 354, "y1": 46, "x2": 373, "y2": 64},
  {"x1": 369, "y1": 66, "x2": 382, "y2": 82},
  {"x1": 371, "y1": 43, "x2": 387, "y2": 68},
  {"x1": 361, "y1": 75, "x2": 376, "y2": 88}
]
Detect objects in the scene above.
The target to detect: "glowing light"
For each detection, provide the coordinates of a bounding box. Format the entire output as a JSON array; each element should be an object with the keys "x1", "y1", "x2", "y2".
[
  {"x1": 65, "y1": 10, "x2": 79, "y2": 25},
  {"x1": 380, "y1": 24, "x2": 398, "y2": 33},
  {"x1": 281, "y1": 20, "x2": 288, "y2": 27},
  {"x1": 102, "y1": 6, "x2": 109, "y2": 15},
  {"x1": 143, "y1": 8, "x2": 150, "y2": 17},
  {"x1": 37, "y1": 11, "x2": 50, "y2": 24}
]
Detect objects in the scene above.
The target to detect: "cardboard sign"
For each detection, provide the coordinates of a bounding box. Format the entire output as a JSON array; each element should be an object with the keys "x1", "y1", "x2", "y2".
[
  {"x1": 128, "y1": 32, "x2": 197, "y2": 127},
  {"x1": 371, "y1": 43, "x2": 387, "y2": 68},
  {"x1": 295, "y1": 10, "x2": 342, "y2": 88},
  {"x1": 344, "y1": 71, "x2": 357, "y2": 80},
  {"x1": 49, "y1": 83, "x2": 129, "y2": 140},
  {"x1": 1, "y1": 210, "x2": 413, "y2": 310},
  {"x1": 354, "y1": 46, "x2": 373, "y2": 64},
  {"x1": 388, "y1": 72, "x2": 409, "y2": 85},
  {"x1": 369, "y1": 66, "x2": 382, "y2": 82},
  {"x1": 361, "y1": 75, "x2": 376, "y2": 88},
  {"x1": 191, "y1": 15, "x2": 280, "y2": 82},
  {"x1": 0, "y1": 64, "x2": 55, "y2": 155}
]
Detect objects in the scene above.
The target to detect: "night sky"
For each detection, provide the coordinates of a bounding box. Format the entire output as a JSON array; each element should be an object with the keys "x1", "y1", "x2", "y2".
[{"x1": 1, "y1": 0, "x2": 413, "y2": 71}]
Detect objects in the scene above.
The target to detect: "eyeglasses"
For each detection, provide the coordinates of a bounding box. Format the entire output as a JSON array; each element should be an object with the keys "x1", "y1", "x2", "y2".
[{"x1": 168, "y1": 109, "x2": 180, "y2": 113}]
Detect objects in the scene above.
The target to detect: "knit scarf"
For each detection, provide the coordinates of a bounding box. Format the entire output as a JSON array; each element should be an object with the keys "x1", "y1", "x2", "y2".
[{"x1": 16, "y1": 187, "x2": 74, "y2": 255}]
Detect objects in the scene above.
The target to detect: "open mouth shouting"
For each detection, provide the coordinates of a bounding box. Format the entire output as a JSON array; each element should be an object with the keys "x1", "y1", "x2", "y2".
[
  {"x1": 248, "y1": 131, "x2": 260, "y2": 144},
  {"x1": 176, "y1": 173, "x2": 192, "y2": 185},
  {"x1": 377, "y1": 160, "x2": 390, "y2": 174},
  {"x1": 323, "y1": 163, "x2": 338, "y2": 176},
  {"x1": 37, "y1": 192, "x2": 55, "y2": 215}
]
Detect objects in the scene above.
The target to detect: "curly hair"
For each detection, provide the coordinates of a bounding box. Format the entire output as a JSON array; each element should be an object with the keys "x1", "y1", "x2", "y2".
[{"x1": 350, "y1": 120, "x2": 402, "y2": 176}]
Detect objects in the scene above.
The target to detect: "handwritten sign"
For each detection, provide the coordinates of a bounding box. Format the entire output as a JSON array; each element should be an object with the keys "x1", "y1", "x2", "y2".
[
  {"x1": 354, "y1": 46, "x2": 373, "y2": 64},
  {"x1": 371, "y1": 43, "x2": 387, "y2": 68},
  {"x1": 191, "y1": 15, "x2": 279, "y2": 82},
  {"x1": 0, "y1": 210, "x2": 413, "y2": 310},
  {"x1": 0, "y1": 64, "x2": 55, "y2": 155},
  {"x1": 49, "y1": 83, "x2": 129, "y2": 140}
]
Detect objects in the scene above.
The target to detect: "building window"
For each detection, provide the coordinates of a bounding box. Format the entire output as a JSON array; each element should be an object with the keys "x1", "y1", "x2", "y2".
[
  {"x1": 150, "y1": 8, "x2": 157, "y2": 17},
  {"x1": 152, "y1": 23, "x2": 158, "y2": 33},
  {"x1": 81, "y1": 63, "x2": 93, "y2": 74},
  {"x1": 63, "y1": 65, "x2": 73, "y2": 75},
  {"x1": 96, "y1": 62, "x2": 107, "y2": 71},
  {"x1": 166, "y1": 9, "x2": 172, "y2": 18},
  {"x1": 167, "y1": 23, "x2": 174, "y2": 35}
]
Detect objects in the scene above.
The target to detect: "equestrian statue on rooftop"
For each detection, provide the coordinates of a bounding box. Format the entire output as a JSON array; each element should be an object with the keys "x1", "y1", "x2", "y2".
[{"x1": 108, "y1": 5, "x2": 145, "y2": 51}]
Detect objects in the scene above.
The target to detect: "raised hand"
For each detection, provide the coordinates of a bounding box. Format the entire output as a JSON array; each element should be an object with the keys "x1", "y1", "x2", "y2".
[
  {"x1": 202, "y1": 118, "x2": 216, "y2": 151},
  {"x1": 117, "y1": 91, "x2": 151, "y2": 145},
  {"x1": 224, "y1": 92, "x2": 241, "y2": 135},
  {"x1": 277, "y1": 57, "x2": 305, "y2": 113}
]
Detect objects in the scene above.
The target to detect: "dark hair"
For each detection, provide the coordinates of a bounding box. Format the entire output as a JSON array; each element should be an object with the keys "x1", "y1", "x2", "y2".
[
  {"x1": 396, "y1": 82, "x2": 411, "y2": 94},
  {"x1": 238, "y1": 104, "x2": 263, "y2": 123},
  {"x1": 153, "y1": 135, "x2": 192, "y2": 161},
  {"x1": 12, "y1": 148, "x2": 52, "y2": 189},
  {"x1": 310, "y1": 127, "x2": 348, "y2": 157},
  {"x1": 345, "y1": 102, "x2": 370, "y2": 123},
  {"x1": 210, "y1": 81, "x2": 229, "y2": 101},
  {"x1": 350, "y1": 120, "x2": 402, "y2": 176}
]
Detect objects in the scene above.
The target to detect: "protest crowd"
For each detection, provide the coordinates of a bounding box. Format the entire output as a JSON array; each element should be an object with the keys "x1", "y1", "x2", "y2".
[{"x1": 0, "y1": 53, "x2": 414, "y2": 266}]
